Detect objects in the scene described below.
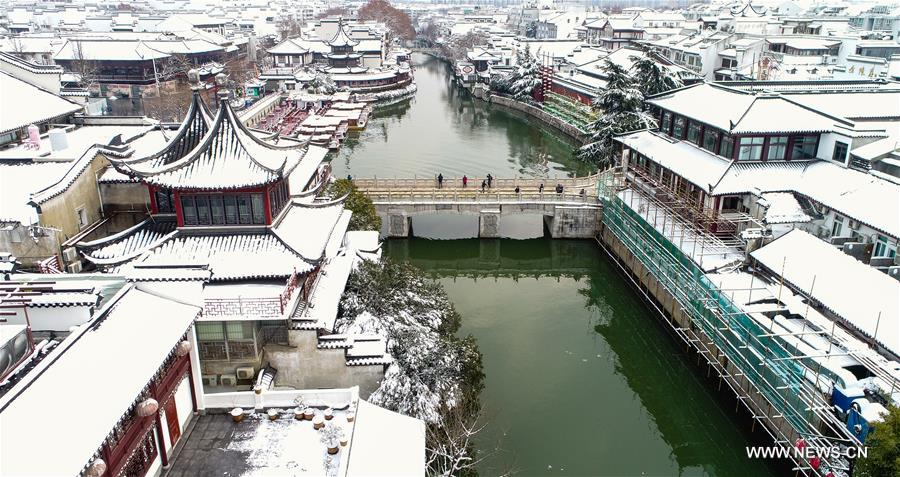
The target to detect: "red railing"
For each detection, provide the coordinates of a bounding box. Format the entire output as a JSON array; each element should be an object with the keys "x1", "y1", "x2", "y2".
[
  {"x1": 279, "y1": 270, "x2": 300, "y2": 313},
  {"x1": 102, "y1": 352, "x2": 189, "y2": 477}
]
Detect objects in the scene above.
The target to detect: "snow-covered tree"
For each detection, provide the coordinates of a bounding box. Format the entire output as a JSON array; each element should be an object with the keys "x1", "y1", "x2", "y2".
[
  {"x1": 630, "y1": 54, "x2": 684, "y2": 97},
  {"x1": 337, "y1": 259, "x2": 485, "y2": 473},
  {"x1": 491, "y1": 44, "x2": 542, "y2": 102},
  {"x1": 307, "y1": 72, "x2": 338, "y2": 95},
  {"x1": 579, "y1": 59, "x2": 656, "y2": 167},
  {"x1": 337, "y1": 259, "x2": 483, "y2": 423}
]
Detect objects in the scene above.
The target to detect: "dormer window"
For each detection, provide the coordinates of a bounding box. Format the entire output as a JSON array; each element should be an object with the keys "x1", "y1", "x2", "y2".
[
  {"x1": 792, "y1": 135, "x2": 817, "y2": 159},
  {"x1": 738, "y1": 137, "x2": 764, "y2": 160},
  {"x1": 767, "y1": 136, "x2": 788, "y2": 160},
  {"x1": 661, "y1": 112, "x2": 672, "y2": 133},
  {"x1": 672, "y1": 116, "x2": 686, "y2": 138},
  {"x1": 687, "y1": 121, "x2": 702, "y2": 145}
]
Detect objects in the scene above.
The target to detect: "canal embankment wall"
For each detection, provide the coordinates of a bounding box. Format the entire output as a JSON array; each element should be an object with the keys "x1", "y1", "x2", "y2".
[
  {"x1": 595, "y1": 225, "x2": 805, "y2": 460},
  {"x1": 487, "y1": 95, "x2": 589, "y2": 144},
  {"x1": 593, "y1": 200, "x2": 815, "y2": 468}
]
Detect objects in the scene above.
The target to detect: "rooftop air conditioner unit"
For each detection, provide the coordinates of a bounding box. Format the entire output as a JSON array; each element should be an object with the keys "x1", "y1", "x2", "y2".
[
  {"x1": 219, "y1": 374, "x2": 237, "y2": 387},
  {"x1": 202, "y1": 375, "x2": 218, "y2": 387},
  {"x1": 235, "y1": 366, "x2": 255, "y2": 380},
  {"x1": 66, "y1": 262, "x2": 82, "y2": 273},
  {"x1": 62, "y1": 247, "x2": 79, "y2": 263}
]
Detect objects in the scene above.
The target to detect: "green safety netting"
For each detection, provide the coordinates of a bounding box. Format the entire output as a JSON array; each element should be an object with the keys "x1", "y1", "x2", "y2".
[{"x1": 600, "y1": 192, "x2": 818, "y2": 434}]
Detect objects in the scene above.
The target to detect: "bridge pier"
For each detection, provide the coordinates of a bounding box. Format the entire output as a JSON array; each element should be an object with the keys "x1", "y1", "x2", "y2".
[
  {"x1": 544, "y1": 206, "x2": 602, "y2": 239},
  {"x1": 387, "y1": 210, "x2": 411, "y2": 238},
  {"x1": 478, "y1": 210, "x2": 501, "y2": 238}
]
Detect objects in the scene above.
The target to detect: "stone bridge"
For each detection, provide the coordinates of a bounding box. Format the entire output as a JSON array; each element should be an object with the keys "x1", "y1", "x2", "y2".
[{"x1": 353, "y1": 174, "x2": 603, "y2": 239}]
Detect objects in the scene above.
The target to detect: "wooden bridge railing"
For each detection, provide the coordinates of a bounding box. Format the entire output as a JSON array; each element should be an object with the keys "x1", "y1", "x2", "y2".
[{"x1": 352, "y1": 172, "x2": 600, "y2": 192}]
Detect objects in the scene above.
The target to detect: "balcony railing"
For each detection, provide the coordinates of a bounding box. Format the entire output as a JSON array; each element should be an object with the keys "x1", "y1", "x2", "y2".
[{"x1": 203, "y1": 271, "x2": 305, "y2": 319}]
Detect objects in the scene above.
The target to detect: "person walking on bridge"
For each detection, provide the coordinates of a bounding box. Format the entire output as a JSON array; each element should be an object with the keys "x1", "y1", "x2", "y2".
[
  {"x1": 486, "y1": 173, "x2": 493, "y2": 188},
  {"x1": 437, "y1": 173, "x2": 443, "y2": 189},
  {"x1": 539, "y1": 183, "x2": 544, "y2": 194},
  {"x1": 514, "y1": 185, "x2": 520, "y2": 195},
  {"x1": 481, "y1": 180, "x2": 487, "y2": 193},
  {"x1": 463, "y1": 175, "x2": 468, "y2": 188}
]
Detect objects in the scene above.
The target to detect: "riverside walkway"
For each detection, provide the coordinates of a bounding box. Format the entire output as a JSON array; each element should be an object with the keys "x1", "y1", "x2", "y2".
[{"x1": 352, "y1": 173, "x2": 603, "y2": 238}]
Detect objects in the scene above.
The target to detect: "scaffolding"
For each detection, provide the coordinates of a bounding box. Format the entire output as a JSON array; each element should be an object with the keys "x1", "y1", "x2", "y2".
[{"x1": 597, "y1": 167, "x2": 862, "y2": 476}]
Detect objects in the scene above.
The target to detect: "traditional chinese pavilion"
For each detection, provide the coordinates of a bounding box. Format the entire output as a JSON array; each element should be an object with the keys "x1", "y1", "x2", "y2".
[
  {"x1": 324, "y1": 19, "x2": 361, "y2": 70},
  {"x1": 76, "y1": 88, "x2": 389, "y2": 398},
  {"x1": 79, "y1": 89, "x2": 345, "y2": 282}
]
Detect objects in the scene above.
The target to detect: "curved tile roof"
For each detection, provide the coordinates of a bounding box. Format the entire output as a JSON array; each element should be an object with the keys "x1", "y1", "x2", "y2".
[
  {"x1": 113, "y1": 94, "x2": 309, "y2": 190},
  {"x1": 138, "y1": 232, "x2": 314, "y2": 280},
  {"x1": 327, "y1": 21, "x2": 359, "y2": 48},
  {"x1": 114, "y1": 91, "x2": 212, "y2": 169}
]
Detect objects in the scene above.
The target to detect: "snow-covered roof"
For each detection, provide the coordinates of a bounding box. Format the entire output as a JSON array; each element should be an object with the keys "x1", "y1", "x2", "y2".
[
  {"x1": 705, "y1": 158, "x2": 900, "y2": 237},
  {"x1": 793, "y1": 161, "x2": 900, "y2": 239},
  {"x1": 135, "y1": 232, "x2": 314, "y2": 280},
  {"x1": 143, "y1": 39, "x2": 223, "y2": 55},
  {"x1": 784, "y1": 91, "x2": 900, "y2": 121},
  {"x1": 272, "y1": 201, "x2": 349, "y2": 261},
  {"x1": 617, "y1": 130, "x2": 732, "y2": 192},
  {"x1": 355, "y1": 39, "x2": 382, "y2": 53},
  {"x1": 712, "y1": 160, "x2": 808, "y2": 196},
  {"x1": 268, "y1": 38, "x2": 309, "y2": 55},
  {"x1": 54, "y1": 39, "x2": 169, "y2": 61},
  {"x1": 346, "y1": 399, "x2": 425, "y2": 477},
  {"x1": 327, "y1": 21, "x2": 359, "y2": 48},
  {"x1": 648, "y1": 83, "x2": 847, "y2": 134},
  {"x1": 0, "y1": 72, "x2": 81, "y2": 135},
  {"x1": 113, "y1": 95, "x2": 309, "y2": 190},
  {"x1": 0, "y1": 124, "x2": 153, "y2": 161},
  {"x1": 297, "y1": 250, "x2": 355, "y2": 331},
  {"x1": 730, "y1": 95, "x2": 842, "y2": 134},
  {"x1": 0, "y1": 161, "x2": 71, "y2": 224},
  {"x1": 761, "y1": 192, "x2": 811, "y2": 224},
  {"x1": 766, "y1": 37, "x2": 841, "y2": 51},
  {"x1": 331, "y1": 70, "x2": 402, "y2": 82},
  {"x1": 751, "y1": 230, "x2": 900, "y2": 356},
  {"x1": 0, "y1": 284, "x2": 201, "y2": 476},
  {"x1": 78, "y1": 217, "x2": 177, "y2": 265},
  {"x1": 112, "y1": 92, "x2": 212, "y2": 170}
]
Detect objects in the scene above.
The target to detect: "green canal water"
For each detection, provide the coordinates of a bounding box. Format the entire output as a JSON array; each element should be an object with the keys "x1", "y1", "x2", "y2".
[
  {"x1": 385, "y1": 239, "x2": 779, "y2": 477},
  {"x1": 337, "y1": 53, "x2": 780, "y2": 476},
  {"x1": 332, "y1": 53, "x2": 592, "y2": 179}
]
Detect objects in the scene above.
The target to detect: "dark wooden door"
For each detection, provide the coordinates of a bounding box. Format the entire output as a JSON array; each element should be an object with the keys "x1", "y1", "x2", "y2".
[{"x1": 164, "y1": 398, "x2": 180, "y2": 446}]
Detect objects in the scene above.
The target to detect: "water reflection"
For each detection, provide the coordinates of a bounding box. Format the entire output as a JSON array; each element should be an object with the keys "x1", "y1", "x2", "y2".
[
  {"x1": 385, "y1": 238, "x2": 781, "y2": 476},
  {"x1": 331, "y1": 53, "x2": 591, "y2": 179}
]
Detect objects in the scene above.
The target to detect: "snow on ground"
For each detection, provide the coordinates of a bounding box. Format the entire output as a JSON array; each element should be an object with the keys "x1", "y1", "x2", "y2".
[{"x1": 226, "y1": 411, "x2": 350, "y2": 476}]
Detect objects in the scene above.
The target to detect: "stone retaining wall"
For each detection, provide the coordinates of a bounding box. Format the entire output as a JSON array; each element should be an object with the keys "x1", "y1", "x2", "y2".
[{"x1": 488, "y1": 95, "x2": 589, "y2": 144}]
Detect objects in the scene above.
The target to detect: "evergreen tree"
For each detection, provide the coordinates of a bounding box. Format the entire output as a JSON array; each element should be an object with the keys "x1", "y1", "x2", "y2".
[
  {"x1": 630, "y1": 53, "x2": 684, "y2": 97},
  {"x1": 490, "y1": 44, "x2": 542, "y2": 102},
  {"x1": 854, "y1": 405, "x2": 900, "y2": 477},
  {"x1": 579, "y1": 59, "x2": 656, "y2": 167},
  {"x1": 326, "y1": 179, "x2": 382, "y2": 231}
]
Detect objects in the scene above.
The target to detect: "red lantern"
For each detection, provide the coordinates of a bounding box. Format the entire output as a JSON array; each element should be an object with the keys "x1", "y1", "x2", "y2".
[{"x1": 794, "y1": 438, "x2": 807, "y2": 450}]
